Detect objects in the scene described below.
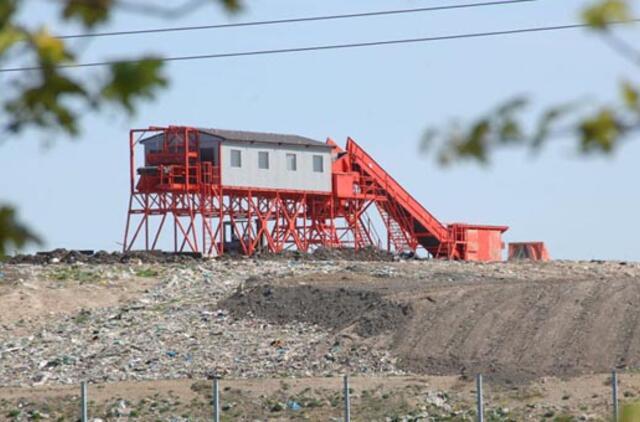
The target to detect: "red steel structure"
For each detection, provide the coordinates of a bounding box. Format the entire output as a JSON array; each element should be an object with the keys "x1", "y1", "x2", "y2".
[
  {"x1": 123, "y1": 126, "x2": 508, "y2": 261},
  {"x1": 508, "y1": 242, "x2": 550, "y2": 261}
]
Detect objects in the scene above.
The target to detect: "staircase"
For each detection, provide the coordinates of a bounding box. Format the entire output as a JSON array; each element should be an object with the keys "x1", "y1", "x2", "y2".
[{"x1": 346, "y1": 137, "x2": 456, "y2": 258}]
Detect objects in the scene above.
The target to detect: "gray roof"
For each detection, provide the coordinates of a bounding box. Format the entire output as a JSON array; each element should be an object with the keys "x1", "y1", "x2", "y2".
[
  {"x1": 199, "y1": 128, "x2": 329, "y2": 148},
  {"x1": 139, "y1": 127, "x2": 329, "y2": 148}
]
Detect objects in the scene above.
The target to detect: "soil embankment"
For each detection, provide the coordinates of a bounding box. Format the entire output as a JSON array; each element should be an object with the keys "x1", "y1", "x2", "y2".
[{"x1": 222, "y1": 262, "x2": 640, "y2": 381}]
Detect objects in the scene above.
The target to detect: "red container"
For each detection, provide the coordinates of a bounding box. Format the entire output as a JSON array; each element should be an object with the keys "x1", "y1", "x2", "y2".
[{"x1": 508, "y1": 242, "x2": 550, "y2": 261}]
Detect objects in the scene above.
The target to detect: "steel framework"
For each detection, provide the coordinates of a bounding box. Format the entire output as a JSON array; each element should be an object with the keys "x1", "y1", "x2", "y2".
[{"x1": 124, "y1": 126, "x2": 508, "y2": 261}]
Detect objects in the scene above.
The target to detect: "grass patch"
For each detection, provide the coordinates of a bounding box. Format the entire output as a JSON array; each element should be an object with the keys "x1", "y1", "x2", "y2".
[
  {"x1": 135, "y1": 267, "x2": 161, "y2": 278},
  {"x1": 48, "y1": 265, "x2": 102, "y2": 284}
]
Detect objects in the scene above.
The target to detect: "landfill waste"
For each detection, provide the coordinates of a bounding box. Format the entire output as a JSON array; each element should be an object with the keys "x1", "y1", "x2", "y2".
[
  {"x1": 0, "y1": 259, "x2": 404, "y2": 387},
  {"x1": 287, "y1": 400, "x2": 302, "y2": 411},
  {"x1": 8, "y1": 246, "x2": 397, "y2": 265},
  {"x1": 8, "y1": 249, "x2": 203, "y2": 265},
  {"x1": 1, "y1": 257, "x2": 639, "y2": 388}
]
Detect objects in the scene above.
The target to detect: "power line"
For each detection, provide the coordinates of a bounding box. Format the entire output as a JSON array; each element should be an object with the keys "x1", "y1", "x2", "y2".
[
  {"x1": 56, "y1": 0, "x2": 536, "y2": 40},
  {"x1": 2, "y1": 20, "x2": 637, "y2": 74}
]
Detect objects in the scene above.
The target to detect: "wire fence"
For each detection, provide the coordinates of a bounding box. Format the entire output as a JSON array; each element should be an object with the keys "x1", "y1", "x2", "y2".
[{"x1": 69, "y1": 371, "x2": 628, "y2": 422}]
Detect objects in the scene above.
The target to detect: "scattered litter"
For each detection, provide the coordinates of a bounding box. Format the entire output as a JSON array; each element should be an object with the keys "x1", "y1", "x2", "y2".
[
  {"x1": 287, "y1": 400, "x2": 302, "y2": 411},
  {"x1": 0, "y1": 260, "x2": 404, "y2": 387}
]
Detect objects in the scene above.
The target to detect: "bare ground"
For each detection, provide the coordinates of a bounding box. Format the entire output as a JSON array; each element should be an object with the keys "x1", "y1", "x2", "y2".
[
  {"x1": 221, "y1": 260, "x2": 640, "y2": 381},
  {"x1": 2, "y1": 373, "x2": 640, "y2": 421},
  {"x1": 0, "y1": 265, "x2": 160, "y2": 333}
]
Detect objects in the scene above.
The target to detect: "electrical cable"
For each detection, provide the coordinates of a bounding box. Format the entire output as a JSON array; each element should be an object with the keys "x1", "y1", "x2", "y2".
[
  {"x1": 1, "y1": 19, "x2": 637, "y2": 73},
  {"x1": 55, "y1": 0, "x2": 537, "y2": 40}
]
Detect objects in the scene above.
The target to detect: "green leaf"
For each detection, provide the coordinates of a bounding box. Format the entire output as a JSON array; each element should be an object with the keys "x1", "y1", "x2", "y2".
[
  {"x1": 582, "y1": 0, "x2": 631, "y2": 29},
  {"x1": 6, "y1": 70, "x2": 87, "y2": 134},
  {"x1": 0, "y1": 205, "x2": 41, "y2": 258},
  {"x1": 0, "y1": 25, "x2": 25, "y2": 54},
  {"x1": 61, "y1": 0, "x2": 112, "y2": 28},
  {"x1": 496, "y1": 96, "x2": 528, "y2": 116},
  {"x1": 621, "y1": 81, "x2": 639, "y2": 110},
  {"x1": 494, "y1": 97, "x2": 528, "y2": 144},
  {"x1": 498, "y1": 118, "x2": 523, "y2": 143},
  {"x1": 578, "y1": 108, "x2": 621, "y2": 152},
  {"x1": 0, "y1": 0, "x2": 18, "y2": 28},
  {"x1": 101, "y1": 58, "x2": 168, "y2": 112},
  {"x1": 220, "y1": 0, "x2": 242, "y2": 12},
  {"x1": 455, "y1": 120, "x2": 491, "y2": 162},
  {"x1": 30, "y1": 28, "x2": 73, "y2": 66},
  {"x1": 419, "y1": 128, "x2": 438, "y2": 153},
  {"x1": 532, "y1": 102, "x2": 581, "y2": 148}
]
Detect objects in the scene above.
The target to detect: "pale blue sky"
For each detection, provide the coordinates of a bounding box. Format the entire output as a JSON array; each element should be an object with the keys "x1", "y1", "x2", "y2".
[{"x1": 2, "y1": 0, "x2": 639, "y2": 260}]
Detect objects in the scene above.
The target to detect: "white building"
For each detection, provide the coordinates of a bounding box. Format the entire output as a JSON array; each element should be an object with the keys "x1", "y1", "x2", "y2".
[{"x1": 140, "y1": 128, "x2": 333, "y2": 193}]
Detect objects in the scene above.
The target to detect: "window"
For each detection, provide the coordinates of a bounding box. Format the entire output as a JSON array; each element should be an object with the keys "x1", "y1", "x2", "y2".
[
  {"x1": 313, "y1": 155, "x2": 324, "y2": 173},
  {"x1": 230, "y1": 149, "x2": 242, "y2": 168},
  {"x1": 286, "y1": 153, "x2": 297, "y2": 171},
  {"x1": 200, "y1": 148, "x2": 215, "y2": 164},
  {"x1": 258, "y1": 151, "x2": 269, "y2": 169}
]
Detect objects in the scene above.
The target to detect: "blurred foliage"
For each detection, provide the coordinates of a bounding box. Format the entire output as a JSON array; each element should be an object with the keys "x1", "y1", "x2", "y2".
[
  {"x1": 425, "y1": 0, "x2": 639, "y2": 165},
  {"x1": 0, "y1": 0, "x2": 240, "y2": 255},
  {"x1": 0, "y1": 206, "x2": 41, "y2": 258},
  {"x1": 582, "y1": 0, "x2": 631, "y2": 29},
  {"x1": 622, "y1": 402, "x2": 640, "y2": 422},
  {"x1": 101, "y1": 59, "x2": 168, "y2": 112}
]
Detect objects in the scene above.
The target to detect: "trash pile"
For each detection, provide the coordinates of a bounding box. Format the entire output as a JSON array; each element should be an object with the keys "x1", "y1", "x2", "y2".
[
  {"x1": 0, "y1": 260, "x2": 404, "y2": 387},
  {"x1": 8, "y1": 246, "x2": 397, "y2": 265},
  {"x1": 7, "y1": 249, "x2": 203, "y2": 265}
]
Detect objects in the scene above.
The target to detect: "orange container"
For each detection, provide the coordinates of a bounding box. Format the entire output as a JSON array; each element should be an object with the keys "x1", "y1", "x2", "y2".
[{"x1": 508, "y1": 242, "x2": 550, "y2": 261}]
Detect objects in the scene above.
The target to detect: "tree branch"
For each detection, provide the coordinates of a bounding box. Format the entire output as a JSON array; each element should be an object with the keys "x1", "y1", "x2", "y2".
[
  {"x1": 600, "y1": 30, "x2": 640, "y2": 68},
  {"x1": 112, "y1": 0, "x2": 217, "y2": 19}
]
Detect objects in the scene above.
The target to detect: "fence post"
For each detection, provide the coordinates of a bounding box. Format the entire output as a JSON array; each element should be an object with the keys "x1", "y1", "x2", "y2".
[
  {"x1": 343, "y1": 374, "x2": 351, "y2": 422},
  {"x1": 476, "y1": 374, "x2": 484, "y2": 422},
  {"x1": 80, "y1": 381, "x2": 88, "y2": 422},
  {"x1": 612, "y1": 370, "x2": 619, "y2": 422},
  {"x1": 213, "y1": 376, "x2": 220, "y2": 422}
]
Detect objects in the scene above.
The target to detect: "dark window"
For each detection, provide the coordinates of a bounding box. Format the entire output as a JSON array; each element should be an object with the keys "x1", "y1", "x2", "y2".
[{"x1": 200, "y1": 148, "x2": 215, "y2": 163}]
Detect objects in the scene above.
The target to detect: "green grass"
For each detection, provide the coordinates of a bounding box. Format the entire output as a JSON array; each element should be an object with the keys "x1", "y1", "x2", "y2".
[
  {"x1": 135, "y1": 267, "x2": 161, "y2": 278},
  {"x1": 48, "y1": 265, "x2": 102, "y2": 284}
]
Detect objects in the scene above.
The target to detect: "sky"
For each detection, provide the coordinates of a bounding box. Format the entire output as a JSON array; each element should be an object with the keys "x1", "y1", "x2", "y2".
[{"x1": 1, "y1": 0, "x2": 639, "y2": 260}]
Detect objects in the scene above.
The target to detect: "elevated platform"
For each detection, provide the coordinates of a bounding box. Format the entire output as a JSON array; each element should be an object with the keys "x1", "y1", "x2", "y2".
[{"x1": 124, "y1": 126, "x2": 509, "y2": 261}]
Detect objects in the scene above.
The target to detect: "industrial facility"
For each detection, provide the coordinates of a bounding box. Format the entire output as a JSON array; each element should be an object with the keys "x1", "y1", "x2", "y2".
[{"x1": 123, "y1": 126, "x2": 524, "y2": 261}]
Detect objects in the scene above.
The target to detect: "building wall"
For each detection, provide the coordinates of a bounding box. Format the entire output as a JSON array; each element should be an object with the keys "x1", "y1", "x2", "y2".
[
  {"x1": 139, "y1": 132, "x2": 332, "y2": 192},
  {"x1": 220, "y1": 141, "x2": 332, "y2": 192}
]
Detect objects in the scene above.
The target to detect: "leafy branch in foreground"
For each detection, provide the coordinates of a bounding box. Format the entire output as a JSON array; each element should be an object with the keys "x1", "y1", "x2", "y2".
[
  {"x1": 0, "y1": 205, "x2": 41, "y2": 258},
  {"x1": 0, "y1": 0, "x2": 239, "y2": 254},
  {"x1": 425, "y1": 0, "x2": 639, "y2": 164},
  {"x1": 424, "y1": 81, "x2": 640, "y2": 165}
]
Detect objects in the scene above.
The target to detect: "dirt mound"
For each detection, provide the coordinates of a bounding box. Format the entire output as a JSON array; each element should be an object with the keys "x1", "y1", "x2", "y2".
[
  {"x1": 393, "y1": 274, "x2": 640, "y2": 381},
  {"x1": 221, "y1": 283, "x2": 412, "y2": 337},
  {"x1": 219, "y1": 262, "x2": 640, "y2": 381},
  {"x1": 7, "y1": 248, "x2": 203, "y2": 265}
]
